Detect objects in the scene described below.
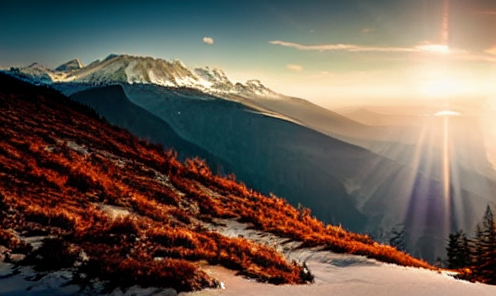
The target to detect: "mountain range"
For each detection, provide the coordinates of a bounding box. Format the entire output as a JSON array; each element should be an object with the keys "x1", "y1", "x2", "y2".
[{"x1": 9, "y1": 54, "x2": 278, "y2": 98}]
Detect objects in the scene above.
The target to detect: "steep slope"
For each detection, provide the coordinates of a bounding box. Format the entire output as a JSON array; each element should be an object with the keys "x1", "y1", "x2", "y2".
[
  {"x1": 234, "y1": 94, "x2": 368, "y2": 141},
  {"x1": 98, "y1": 84, "x2": 378, "y2": 231},
  {"x1": 0, "y1": 73, "x2": 434, "y2": 294},
  {"x1": 64, "y1": 81, "x2": 476, "y2": 261},
  {"x1": 68, "y1": 84, "x2": 228, "y2": 169}
]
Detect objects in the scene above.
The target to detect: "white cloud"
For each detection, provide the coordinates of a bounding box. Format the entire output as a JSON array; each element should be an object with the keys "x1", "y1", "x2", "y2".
[
  {"x1": 287, "y1": 64, "x2": 303, "y2": 71},
  {"x1": 203, "y1": 37, "x2": 214, "y2": 45},
  {"x1": 269, "y1": 40, "x2": 496, "y2": 61},
  {"x1": 269, "y1": 40, "x2": 415, "y2": 53}
]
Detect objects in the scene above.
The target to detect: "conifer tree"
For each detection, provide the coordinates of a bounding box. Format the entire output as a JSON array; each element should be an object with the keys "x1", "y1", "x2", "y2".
[
  {"x1": 459, "y1": 231, "x2": 471, "y2": 268},
  {"x1": 447, "y1": 231, "x2": 461, "y2": 269},
  {"x1": 472, "y1": 223, "x2": 484, "y2": 269},
  {"x1": 479, "y1": 205, "x2": 496, "y2": 284},
  {"x1": 446, "y1": 230, "x2": 471, "y2": 269}
]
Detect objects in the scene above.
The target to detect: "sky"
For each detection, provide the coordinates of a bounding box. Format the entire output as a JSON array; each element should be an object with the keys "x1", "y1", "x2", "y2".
[{"x1": 1, "y1": 0, "x2": 496, "y2": 106}]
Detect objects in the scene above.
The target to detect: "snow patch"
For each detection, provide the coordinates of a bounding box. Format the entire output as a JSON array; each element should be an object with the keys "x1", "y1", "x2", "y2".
[{"x1": 192, "y1": 219, "x2": 496, "y2": 296}]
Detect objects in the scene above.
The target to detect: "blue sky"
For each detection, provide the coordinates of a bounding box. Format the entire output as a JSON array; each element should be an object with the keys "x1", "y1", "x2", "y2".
[{"x1": 1, "y1": 0, "x2": 495, "y2": 104}]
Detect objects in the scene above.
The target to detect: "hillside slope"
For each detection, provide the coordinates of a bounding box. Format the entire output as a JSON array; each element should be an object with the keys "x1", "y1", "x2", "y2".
[
  {"x1": 69, "y1": 84, "x2": 228, "y2": 169},
  {"x1": 62, "y1": 81, "x2": 474, "y2": 261},
  {"x1": 0, "y1": 73, "x2": 434, "y2": 294}
]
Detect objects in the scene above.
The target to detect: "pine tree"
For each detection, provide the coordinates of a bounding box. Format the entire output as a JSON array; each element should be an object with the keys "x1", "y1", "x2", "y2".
[
  {"x1": 447, "y1": 231, "x2": 461, "y2": 269},
  {"x1": 446, "y1": 230, "x2": 471, "y2": 269},
  {"x1": 459, "y1": 231, "x2": 471, "y2": 268},
  {"x1": 479, "y1": 205, "x2": 496, "y2": 284},
  {"x1": 472, "y1": 223, "x2": 484, "y2": 270}
]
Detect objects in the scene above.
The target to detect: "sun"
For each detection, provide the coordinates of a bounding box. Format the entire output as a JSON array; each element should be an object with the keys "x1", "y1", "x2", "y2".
[{"x1": 415, "y1": 65, "x2": 478, "y2": 99}]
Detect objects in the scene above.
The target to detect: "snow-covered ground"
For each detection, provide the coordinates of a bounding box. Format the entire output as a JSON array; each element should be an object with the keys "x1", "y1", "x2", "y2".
[
  {"x1": 1, "y1": 220, "x2": 495, "y2": 296},
  {"x1": 183, "y1": 258, "x2": 496, "y2": 296},
  {"x1": 181, "y1": 219, "x2": 496, "y2": 296}
]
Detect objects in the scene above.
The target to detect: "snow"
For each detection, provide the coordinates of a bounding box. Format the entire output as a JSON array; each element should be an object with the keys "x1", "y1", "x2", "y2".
[
  {"x1": 183, "y1": 261, "x2": 496, "y2": 296},
  {"x1": 124, "y1": 59, "x2": 141, "y2": 83},
  {"x1": 182, "y1": 219, "x2": 496, "y2": 296},
  {"x1": 55, "y1": 59, "x2": 84, "y2": 72},
  {"x1": 7, "y1": 54, "x2": 282, "y2": 100},
  {"x1": 2, "y1": 218, "x2": 495, "y2": 295},
  {"x1": 174, "y1": 74, "x2": 202, "y2": 88},
  {"x1": 148, "y1": 69, "x2": 176, "y2": 87}
]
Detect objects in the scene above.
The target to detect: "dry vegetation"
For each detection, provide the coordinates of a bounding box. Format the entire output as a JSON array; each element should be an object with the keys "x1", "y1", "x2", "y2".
[{"x1": 0, "y1": 73, "x2": 433, "y2": 292}]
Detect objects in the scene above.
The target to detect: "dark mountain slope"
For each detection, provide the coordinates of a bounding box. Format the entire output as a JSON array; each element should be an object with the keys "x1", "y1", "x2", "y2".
[
  {"x1": 69, "y1": 84, "x2": 228, "y2": 169},
  {"x1": 75, "y1": 84, "x2": 373, "y2": 231}
]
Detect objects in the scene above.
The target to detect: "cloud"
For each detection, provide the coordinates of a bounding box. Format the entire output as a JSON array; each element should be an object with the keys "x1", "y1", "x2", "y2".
[
  {"x1": 269, "y1": 40, "x2": 415, "y2": 53},
  {"x1": 362, "y1": 28, "x2": 372, "y2": 34},
  {"x1": 287, "y1": 64, "x2": 303, "y2": 71},
  {"x1": 269, "y1": 40, "x2": 472, "y2": 55},
  {"x1": 269, "y1": 40, "x2": 496, "y2": 64},
  {"x1": 203, "y1": 37, "x2": 214, "y2": 45},
  {"x1": 485, "y1": 46, "x2": 496, "y2": 55}
]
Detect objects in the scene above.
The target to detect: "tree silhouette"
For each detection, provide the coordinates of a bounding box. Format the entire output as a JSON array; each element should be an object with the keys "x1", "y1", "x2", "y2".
[
  {"x1": 450, "y1": 205, "x2": 496, "y2": 285},
  {"x1": 446, "y1": 230, "x2": 471, "y2": 269},
  {"x1": 478, "y1": 205, "x2": 496, "y2": 284}
]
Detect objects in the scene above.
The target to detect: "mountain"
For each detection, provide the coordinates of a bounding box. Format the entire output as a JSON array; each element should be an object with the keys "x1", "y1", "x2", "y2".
[
  {"x1": 8, "y1": 63, "x2": 58, "y2": 84},
  {"x1": 70, "y1": 82, "x2": 371, "y2": 232},
  {"x1": 71, "y1": 81, "x2": 476, "y2": 262},
  {"x1": 7, "y1": 54, "x2": 278, "y2": 98},
  {"x1": 68, "y1": 84, "x2": 226, "y2": 167},
  {"x1": 55, "y1": 58, "x2": 84, "y2": 72},
  {"x1": 0, "y1": 73, "x2": 439, "y2": 295}
]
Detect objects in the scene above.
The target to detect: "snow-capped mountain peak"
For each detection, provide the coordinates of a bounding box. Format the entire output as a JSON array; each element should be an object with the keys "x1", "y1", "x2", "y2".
[
  {"x1": 194, "y1": 66, "x2": 230, "y2": 84},
  {"x1": 6, "y1": 54, "x2": 281, "y2": 98},
  {"x1": 55, "y1": 59, "x2": 84, "y2": 72}
]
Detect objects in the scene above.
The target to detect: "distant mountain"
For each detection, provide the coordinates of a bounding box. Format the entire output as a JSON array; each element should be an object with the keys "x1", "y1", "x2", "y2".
[
  {"x1": 55, "y1": 58, "x2": 84, "y2": 72},
  {"x1": 7, "y1": 54, "x2": 279, "y2": 98}
]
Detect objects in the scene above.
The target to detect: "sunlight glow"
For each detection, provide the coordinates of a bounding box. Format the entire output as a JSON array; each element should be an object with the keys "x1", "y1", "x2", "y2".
[
  {"x1": 422, "y1": 78, "x2": 460, "y2": 97},
  {"x1": 442, "y1": 116, "x2": 451, "y2": 235},
  {"x1": 434, "y1": 110, "x2": 461, "y2": 116},
  {"x1": 416, "y1": 44, "x2": 451, "y2": 54}
]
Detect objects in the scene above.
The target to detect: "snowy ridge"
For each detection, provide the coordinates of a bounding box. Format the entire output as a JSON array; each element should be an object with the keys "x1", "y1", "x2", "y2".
[
  {"x1": 7, "y1": 54, "x2": 280, "y2": 98},
  {"x1": 55, "y1": 59, "x2": 84, "y2": 72}
]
